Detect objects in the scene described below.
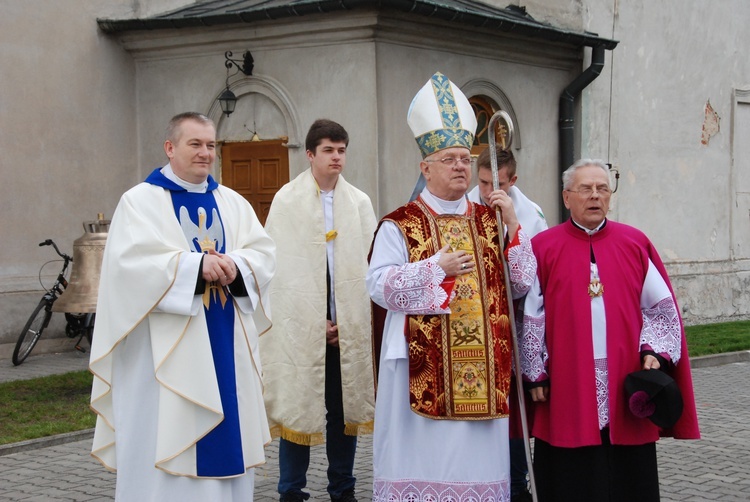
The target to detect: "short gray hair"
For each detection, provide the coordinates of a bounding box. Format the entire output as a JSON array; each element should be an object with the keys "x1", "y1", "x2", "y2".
[
  {"x1": 166, "y1": 112, "x2": 214, "y2": 143},
  {"x1": 562, "y1": 159, "x2": 610, "y2": 190}
]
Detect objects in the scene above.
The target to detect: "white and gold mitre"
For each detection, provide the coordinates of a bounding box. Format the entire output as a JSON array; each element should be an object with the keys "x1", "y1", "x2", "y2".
[{"x1": 407, "y1": 72, "x2": 477, "y2": 158}]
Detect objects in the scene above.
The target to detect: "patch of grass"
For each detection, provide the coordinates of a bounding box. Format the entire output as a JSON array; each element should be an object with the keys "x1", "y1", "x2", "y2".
[
  {"x1": 685, "y1": 320, "x2": 750, "y2": 357},
  {"x1": 0, "y1": 370, "x2": 95, "y2": 445}
]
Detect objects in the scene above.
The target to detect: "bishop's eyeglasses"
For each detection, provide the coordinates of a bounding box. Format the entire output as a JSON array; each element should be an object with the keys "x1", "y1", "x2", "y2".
[{"x1": 424, "y1": 157, "x2": 473, "y2": 168}]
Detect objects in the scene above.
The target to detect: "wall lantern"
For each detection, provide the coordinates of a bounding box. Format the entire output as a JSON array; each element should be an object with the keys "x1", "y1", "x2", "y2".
[
  {"x1": 219, "y1": 51, "x2": 254, "y2": 117},
  {"x1": 218, "y1": 88, "x2": 237, "y2": 116}
]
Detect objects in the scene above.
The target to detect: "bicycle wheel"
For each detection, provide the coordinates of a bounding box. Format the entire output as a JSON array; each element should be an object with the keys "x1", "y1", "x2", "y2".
[{"x1": 12, "y1": 299, "x2": 52, "y2": 365}]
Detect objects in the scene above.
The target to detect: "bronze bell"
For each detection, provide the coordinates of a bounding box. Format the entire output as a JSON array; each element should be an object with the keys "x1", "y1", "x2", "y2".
[{"x1": 52, "y1": 214, "x2": 110, "y2": 314}]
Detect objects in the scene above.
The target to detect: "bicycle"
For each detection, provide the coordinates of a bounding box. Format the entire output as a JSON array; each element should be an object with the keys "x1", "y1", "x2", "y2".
[{"x1": 12, "y1": 239, "x2": 95, "y2": 366}]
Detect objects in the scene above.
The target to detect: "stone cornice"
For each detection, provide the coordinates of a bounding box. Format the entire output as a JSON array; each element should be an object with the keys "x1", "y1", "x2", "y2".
[{"x1": 114, "y1": 10, "x2": 582, "y2": 70}]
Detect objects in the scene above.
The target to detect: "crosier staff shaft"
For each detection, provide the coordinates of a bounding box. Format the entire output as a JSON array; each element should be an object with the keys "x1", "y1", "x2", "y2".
[{"x1": 488, "y1": 110, "x2": 538, "y2": 502}]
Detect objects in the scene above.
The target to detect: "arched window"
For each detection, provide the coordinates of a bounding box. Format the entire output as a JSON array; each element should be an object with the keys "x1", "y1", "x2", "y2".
[{"x1": 469, "y1": 95, "x2": 512, "y2": 156}]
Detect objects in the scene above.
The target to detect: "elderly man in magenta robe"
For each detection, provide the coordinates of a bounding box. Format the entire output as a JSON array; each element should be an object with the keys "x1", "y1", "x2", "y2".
[{"x1": 521, "y1": 158, "x2": 700, "y2": 501}]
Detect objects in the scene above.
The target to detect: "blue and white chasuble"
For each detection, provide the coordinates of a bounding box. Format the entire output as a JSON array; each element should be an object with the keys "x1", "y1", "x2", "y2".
[{"x1": 145, "y1": 169, "x2": 244, "y2": 478}]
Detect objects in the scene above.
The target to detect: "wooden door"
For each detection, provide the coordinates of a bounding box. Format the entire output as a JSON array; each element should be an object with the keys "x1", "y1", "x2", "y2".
[{"x1": 220, "y1": 140, "x2": 290, "y2": 225}]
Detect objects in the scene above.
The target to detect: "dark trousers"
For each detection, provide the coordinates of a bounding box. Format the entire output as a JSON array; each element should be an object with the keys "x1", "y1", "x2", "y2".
[
  {"x1": 533, "y1": 429, "x2": 660, "y2": 502},
  {"x1": 509, "y1": 438, "x2": 529, "y2": 495},
  {"x1": 278, "y1": 345, "x2": 357, "y2": 499}
]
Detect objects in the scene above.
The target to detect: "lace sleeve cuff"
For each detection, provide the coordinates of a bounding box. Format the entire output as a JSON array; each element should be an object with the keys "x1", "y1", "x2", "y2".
[
  {"x1": 381, "y1": 252, "x2": 454, "y2": 314},
  {"x1": 640, "y1": 296, "x2": 682, "y2": 364},
  {"x1": 520, "y1": 312, "x2": 548, "y2": 382},
  {"x1": 507, "y1": 229, "x2": 536, "y2": 299}
]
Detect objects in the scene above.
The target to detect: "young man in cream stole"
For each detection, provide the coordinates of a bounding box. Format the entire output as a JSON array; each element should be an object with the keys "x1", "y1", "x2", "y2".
[{"x1": 262, "y1": 119, "x2": 376, "y2": 502}]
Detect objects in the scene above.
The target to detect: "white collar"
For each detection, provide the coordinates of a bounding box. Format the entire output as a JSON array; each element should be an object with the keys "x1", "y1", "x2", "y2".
[
  {"x1": 420, "y1": 188, "x2": 467, "y2": 215},
  {"x1": 572, "y1": 218, "x2": 606, "y2": 235},
  {"x1": 161, "y1": 163, "x2": 209, "y2": 193}
]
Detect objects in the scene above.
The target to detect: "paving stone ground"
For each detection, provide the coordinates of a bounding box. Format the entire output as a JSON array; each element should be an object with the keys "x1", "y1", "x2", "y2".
[{"x1": 1, "y1": 351, "x2": 748, "y2": 501}]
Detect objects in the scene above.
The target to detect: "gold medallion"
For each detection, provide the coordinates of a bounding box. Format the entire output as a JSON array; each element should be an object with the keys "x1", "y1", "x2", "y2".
[{"x1": 588, "y1": 278, "x2": 604, "y2": 298}]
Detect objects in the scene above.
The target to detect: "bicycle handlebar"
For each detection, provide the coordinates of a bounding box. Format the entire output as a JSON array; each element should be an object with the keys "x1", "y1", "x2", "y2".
[{"x1": 39, "y1": 239, "x2": 72, "y2": 262}]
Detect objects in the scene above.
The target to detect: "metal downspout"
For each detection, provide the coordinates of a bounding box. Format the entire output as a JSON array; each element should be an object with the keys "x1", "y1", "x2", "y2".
[{"x1": 558, "y1": 44, "x2": 606, "y2": 222}]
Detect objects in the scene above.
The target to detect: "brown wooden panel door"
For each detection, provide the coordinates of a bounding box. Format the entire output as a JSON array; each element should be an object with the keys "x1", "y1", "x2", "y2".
[{"x1": 220, "y1": 140, "x2": 290, "y2": 225}]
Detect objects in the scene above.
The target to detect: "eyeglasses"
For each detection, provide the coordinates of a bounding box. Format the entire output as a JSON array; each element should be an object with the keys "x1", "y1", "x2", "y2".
[
  {"x1": 424, "y1": 157, "x2": 473, "y2": 168},
  {"x1": 566, "y1": 185, "x2": 612, "y2": 197}
]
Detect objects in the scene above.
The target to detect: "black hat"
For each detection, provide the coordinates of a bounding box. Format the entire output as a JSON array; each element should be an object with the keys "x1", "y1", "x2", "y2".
[{"x1": 624, "y1": 369, "x2": 683, "y2": 429}]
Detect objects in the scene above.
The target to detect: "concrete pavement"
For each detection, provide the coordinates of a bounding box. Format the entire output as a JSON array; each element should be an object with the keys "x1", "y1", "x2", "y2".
[
  {"x1": 0, "y1": 350, "x2": 91, "y2": 384},
  {"x1": 1, "y1": 350, "x2": 749, "y2": 501}
]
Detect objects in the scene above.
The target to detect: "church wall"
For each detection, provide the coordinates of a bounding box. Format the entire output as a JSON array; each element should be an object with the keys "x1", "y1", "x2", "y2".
[
  {"x1": 575, "y1": 0, "x2": 750, "y2": 323},
  {"x1": 123, "y1": 13, "x2": 382, "y2": 209},
  {"x1": 483, "y1": 0, "x2": 750, "y2": 325},
  {"x1": 0, "y1": 0, "x2": 141, "y2": 356},
  {"x1": 119, "y1": 11, "x2": 578, "y2": 223}
]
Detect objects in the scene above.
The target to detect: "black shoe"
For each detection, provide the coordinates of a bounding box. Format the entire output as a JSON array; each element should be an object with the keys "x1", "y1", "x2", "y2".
[
  {"x1": 511, "y1": 489, "x2": 533, "y2": 502},
  {"x1": 331, "y1": 489, "x2": 357, "y2": 502},
  {"x1": 280, "y1": 493, "x2": 310, "y2": 502}
]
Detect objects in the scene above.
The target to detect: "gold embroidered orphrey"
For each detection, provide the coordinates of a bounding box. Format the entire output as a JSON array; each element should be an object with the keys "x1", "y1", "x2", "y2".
[
  {"x1": 385, "y1": 199, "x2": 512, "y2": 420},
  {"x1": 437, "y1": 215, "x2": 494, "y2": 416}
]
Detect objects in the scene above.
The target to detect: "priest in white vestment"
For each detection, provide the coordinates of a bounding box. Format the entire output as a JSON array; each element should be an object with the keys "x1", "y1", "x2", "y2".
[
  {"x1": 89, "y1": 112, "x2": 275, "y2": 502},
  {"x1": 367, "y1": 73, "x2": 536, "y2": 502}
]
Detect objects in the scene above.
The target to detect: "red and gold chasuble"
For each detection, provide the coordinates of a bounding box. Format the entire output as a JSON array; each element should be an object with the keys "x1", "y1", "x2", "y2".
[{"x1": 385, "y1": 198, "x2": 512, "y2": 420}]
